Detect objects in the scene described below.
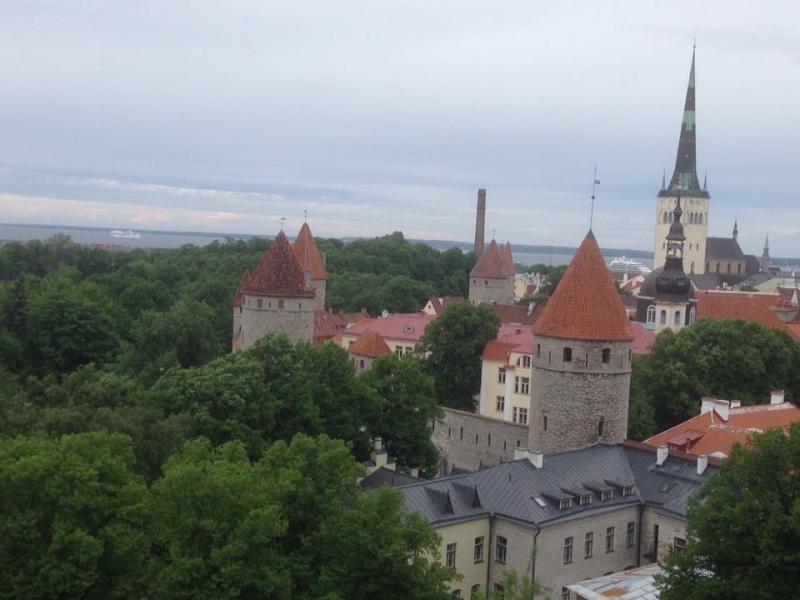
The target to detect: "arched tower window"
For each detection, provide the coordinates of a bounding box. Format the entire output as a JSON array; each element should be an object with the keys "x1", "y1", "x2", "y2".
[
  {"x1": 737, "y1": 263, "x2": 742, "y2": 274},
  {"x1": 563, "y1": 347, "x2": 572, "y2": 363},
  {"x1": 689, "y1": 306, "x2": 696, "y2": 325},
  {"x1": 660, "y1": 310, "x2": 667, "y2": 324},
  {"x1": 601, "y1": 348, "x2": 611, "y2": 363},
  {"x1": 706, "y1": 262, "x2": 710, "y2": 272},
  {"x1": 673, "y1": 311, "x2": 681, "y2": 325},
  {"x1": 646, "y1": 305, "x2": 656, "y2": 325},
  {"x1": 726, "y1": 263, "x2": 731, "y2": 274},
  {"x1": 690, "y1": 262, "x2": 695, "y2": 274},
  {"x1": 536, "y1": 343, "x2": 541, "y2": 358}
]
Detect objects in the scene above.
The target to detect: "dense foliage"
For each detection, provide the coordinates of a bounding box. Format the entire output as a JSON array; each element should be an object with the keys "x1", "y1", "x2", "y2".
[
  {"x1": 630, "y1": 319, "x2": 800, "y2": 433},
  {"x1": 658, "y1": 424, "x2": 800, "y2": 599},
  {"x1": 420, "y1": 302, "x2": 501, "y2": 410}
]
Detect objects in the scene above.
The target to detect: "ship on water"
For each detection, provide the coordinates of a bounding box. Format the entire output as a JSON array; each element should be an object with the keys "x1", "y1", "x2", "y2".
[
  {"x1": 109, "y1": 229, "x2": 142, "y2": 239},
  {"x1": 608, "y1": 256, "x2": 651, "y2": 275}
]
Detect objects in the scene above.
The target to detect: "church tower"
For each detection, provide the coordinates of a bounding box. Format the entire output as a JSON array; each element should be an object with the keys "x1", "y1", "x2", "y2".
[
  {"x1": 654, "y1": 47, "x2": 710, "y2": 275},
  {"x1": 528, "y1": 232, "x2": 634, "y2": 454},
  {"x1": 762, "y1": 234, "x2": 771, "y2": 272}
]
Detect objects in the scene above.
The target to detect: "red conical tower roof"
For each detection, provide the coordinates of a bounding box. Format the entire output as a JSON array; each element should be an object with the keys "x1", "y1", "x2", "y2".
[
  {"x1": 292, "y1": 222, "x2": 329, "y2": 281},
  {"x1": 348, "y1": 329, "x2": 392, "y2": 359},
  {"x1": 241, "y1": 231, "x2": 316, "y2": 298},
  {"x1": 470, "y1": 239, "x2": 509, "y2": 278},
  {"x1": 533, "y1": 232, "x2": 633, "y2": 342},
  {"x1": 501, "y1": 242, "x2": 516, "y2": 276}
]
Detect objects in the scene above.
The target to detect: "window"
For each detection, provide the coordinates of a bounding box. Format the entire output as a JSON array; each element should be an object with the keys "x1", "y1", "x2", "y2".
[
  {"x1": 488, "y1": 433, "x2": 492, "y2": 446},
  {"x1": 405, "y1": 346, "x2": 413, "y2": 355},
  {"x1": 474, "y1": 536, "x2": 484, "y2": 563},
  {"x1": 514, "y1": 377, "x2": 520, "y2": 394},
  {"x1": 602, "y1": 348, "x2": 610, "y2": 363},
  {"x1": 498, "y1": 368, "x2": 506, "y2": 384},
  {"x1": 460, "y1": 427, "x2": 463, "y2": 440},
  {"x1": 543, "y1": 413, "x2": 548, "y2": 431},
  {"x1": 496, "y1": 536, "x2": 507, "y2": 564},
  {"x1": 493, "y1": 584, "x2": 504, "y2": 600},
  {"x1": 395, "y1": 346, "x2": 403, "y2": 357},
  {"x1": 660, "y1": 310, "x2": 667, "y2": 324},
  {"x1": 716, "y1": 262, "x2": 720, "y2": 273},
  {"x1": 606, "y1": 527, "x2": 615, "y2": 553},
  {"x1": 563, "y1": 347, "x2": 572, "y2": 362},
  {"x1": 446, "y1": 543, "x2": 457, "y2": 569},
  {"x1": 475, "y1": 433, "x2": 479, "y2": 444},
  {"x1": 278, "y1": 299, "x2": 284, "y2": 309},
  {"x1": 585, "y1": 531, "x2": 594, "y2": 558},
  {"x1": 512, "y1": 407, "x2": 518, "y2": 422},
  {"x1": 579, "y1": 494, "x2": 593, "y2": 506},
  {"x1": 627, "y1": 522, "x2": 636, "y2": 548},
  {"x1": 519, "y1": 377, "x2": 530, "y2": 394},
  {"x1": 522, "y1": 355, "x2": 531, "y2": 368},
  {"x1": 451, "y1": 591, "x2": 461, "y2": 598},
  {"x1": 674, "y1": 537, "x2": 686, "y2": 554},
  {"x1": 536, "y1": 343, "x2": 541, "y2": 358},
  {"x1": 688, "y1": 306, "x2": 696, "y2": 325},
  {"x1": 563, "y1": 536, "x2": 573, "y2": 564},
  {"x1": 518, "y1": 408, "x2": 528, "y2": 424},
  {"x1": 358, "y1": 359, "x2": 365, "y2": 370},
  {"x1": 622, "y1": 485, "x2": 634, "y2": 496},
  {"x1": 598, "y1": 416, "x2": 605, "y2": 437},
  {"x1": 298, "y1": 302, "x2": 302, "y2": 309},
  {"x1": 496, "y1": 396, "x2": 505, "y2": 412},
  {"x1": 256, "y1": 298, "x2": 263, "y2": 309},
  {"x1": 673, "y1": 310, "x2": 681, "y2": 325},
  {"x1": 562, "y1": 587, "x2": 570, "y2": 600},
  {"x1": 470, "y1": 585, "x2": 481, "y2": 599},
  {"x1": 690, "y1": 261, "x2": 695, "y2": 274},
  {"x1": 646, "y1": 305, "x2": 656, "y2": 325},
  {"x1": 601, "y1": 489, "x2": 614, "y2": 501},
  {"x1": 559, "y1": 498, "x2": 572, "y2": 510}
]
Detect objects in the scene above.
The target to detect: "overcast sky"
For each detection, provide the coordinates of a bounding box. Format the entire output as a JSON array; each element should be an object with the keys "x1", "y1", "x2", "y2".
[{"x1": 1, "y1": 1, "x2": 799, "y2": 255}]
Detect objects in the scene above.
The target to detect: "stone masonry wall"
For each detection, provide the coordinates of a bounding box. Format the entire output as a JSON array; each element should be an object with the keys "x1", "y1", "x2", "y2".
[
  {"x1": 311, "y1": 278, "x2": 326, "y2": 310},
  {"x1": 640, "y1": 508, "x2": 688, "y2": 564},
  {"x1": 469, "y1": 276, "x2": 515, "y2": 305},
  {"x1": 529, "y1": 336, "x2": 631, "y2": 454},
  {"x1": 238, "y1": 293, "x2": 314, "y2": 349},
  {"x1": 433, "y1": 408, "x2": 528, "y2": 474}
]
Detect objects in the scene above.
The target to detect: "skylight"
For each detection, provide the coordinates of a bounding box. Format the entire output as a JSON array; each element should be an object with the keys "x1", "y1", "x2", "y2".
[{"x1": 532, "y1": 496, "x2": 547, "y2": 508}]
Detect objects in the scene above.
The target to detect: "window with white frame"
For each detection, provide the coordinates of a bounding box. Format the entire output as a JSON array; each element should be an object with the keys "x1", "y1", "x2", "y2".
[
  {"x1": 606, "y1": 527, "x2": 615, "y2": 553},
  {"x1": 512, "y1": 407, "x2": 518, "y2": 423},
  {"x1": 518, "y1": 377, "x2": 530, "y2": 394},
  {"x1": 518, "y1": 407, "x2": 528, "y2": 424},
  {"x1": 601, "y1": 489, "x2": 614, "y2": 501},
  {"x1": 673, "y1": 537, "x2": 686, "y2": 554},
  {"x1": 627, "y1": 521, "x2": 635, "y2": 548},
  {"x1": 473, "y1": 536, "x2": 484, "y2": 562},
  {"x1": 496, "y1": 536, "x2": 507, "y2": 564},
  {"x1": 446, "y1": 542, "x2": 457, "y2": 569},
  {"x1": 646, "y1": 305, "x2": 656, "y2": 325},
  {"x1": 563, "y1": 536, "x2": 573, "y2": 564},
  {"x1": 522, "y1": 355, "x2": 531, "y2": 368},
  {"x1": 585, "y1": 531, "x2": 593, "y2": 558},
  {"x1": 498, "y1": 367, "x2": 506, "y2": 384},
  {"x1": 470, "y1": 584, "x2": 481, "y2": 599},
  {"x1": 496, "y1": 396, "x2": 505, "y2": 412}
]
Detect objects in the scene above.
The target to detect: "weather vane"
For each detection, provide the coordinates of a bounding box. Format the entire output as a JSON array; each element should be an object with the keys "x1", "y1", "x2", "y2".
[
  {"x1": 590, "y1": 165, "x2": 600, "y2": 231},
  {"x1": 280, "y1": 217, "x2": 286, "y2": 230},
  {"x1": 304, "y1": 209, "x2": 308, "y2": 222}
]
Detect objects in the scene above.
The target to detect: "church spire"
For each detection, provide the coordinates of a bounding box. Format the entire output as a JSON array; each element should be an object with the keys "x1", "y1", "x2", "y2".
[{"x1": 665, "y1": 46, "x2": 706, "y2": 196}]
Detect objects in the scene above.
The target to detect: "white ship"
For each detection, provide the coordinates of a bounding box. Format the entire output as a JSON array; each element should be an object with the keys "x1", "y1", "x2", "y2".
[
  {"x1": 109, "y1": 229, "x2": 142, "y2": 239},
  {"x1": 608, "y1": 256, "x2": 651, "y2": 274}
]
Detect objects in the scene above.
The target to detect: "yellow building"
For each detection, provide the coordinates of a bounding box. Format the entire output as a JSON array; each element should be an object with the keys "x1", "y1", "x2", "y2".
[
  {"x1": 339, "y1": 312, "x2": 434, "y2": 357},
  {"x1": 478, "y1": 323, "x2": 533, "y2": 425}
]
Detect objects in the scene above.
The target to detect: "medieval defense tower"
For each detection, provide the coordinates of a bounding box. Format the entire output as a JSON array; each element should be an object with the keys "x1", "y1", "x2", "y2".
[
  {"x1": 292, "y1": 221, "x2": 329, "y2": 310},
  {"x1": 528, "y1": 232, "x2": 634, "y2": 454},
  {"x1": 654, "y1": 47, "x2": 710, "y2": 275}
]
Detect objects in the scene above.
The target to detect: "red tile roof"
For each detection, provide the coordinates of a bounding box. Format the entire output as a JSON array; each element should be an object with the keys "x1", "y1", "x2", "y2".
[
  {"x1": 346, "y1": 312, "x2": 434, "y2": 342},
  {"x1": 470, "y1": 240, "x2": 512, "y2": 279},
  {"x1": 501, "y1": 242, "x2": 516, "y2": 276},
  {"x1": 533, "y1": 232, "x2": 634, "y2": 342},
  {"x1": 349, "y1": 330, "x2": 393, "y2": 358},
  {"x1": 630, "y1": 321, "x2": 655, "y2": 356},
  {"x1": 696, "y1": 291, "x2": 798, "y2": 339},
  {"x1": 646, "y1": 401, "x2": 800, "y2": 457},
  {"x1": 292, "y1": 222, "x2": 329, "y2": 281},
  {"x1": 313, "y1": 309, "x2": 368, "y2": 345},
  {"x1": 425, "y1": 296, "x2": 465, "y2": 315},
  {"x1": 240, "y1": 231, "x2": 316, "y2": 298},
  {"x1": 481, "y1": 322, "x2": 534, "y2": 362},
  {"x1": 492, "y1": 302, "x2": 542, "y2": 326}
]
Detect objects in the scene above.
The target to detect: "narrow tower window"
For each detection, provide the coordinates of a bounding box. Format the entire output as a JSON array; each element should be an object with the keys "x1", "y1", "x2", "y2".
[
  {"x1": 674, "y1": 311, "x2": 681, "y2": 325},
  {"x1": 602, "y1": 348, "x2": 611, "y2": 364},
  {"x1": 660, "y1": 310, "x2": 667, "y2": 324},
  {"x1": 598, "y1": 416, "x2": 605, "y2": 437},
  {"x1": 563, "y1": 347, "x2": 572, "y2": 362}
]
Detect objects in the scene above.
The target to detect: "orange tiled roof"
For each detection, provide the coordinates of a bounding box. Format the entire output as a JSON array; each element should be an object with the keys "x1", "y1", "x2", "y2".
[
  {"x1": 646, "y1": 402, "x2": 800, "y2": 457},
  {"x1": 240, "y1": 231, "x2": 316, "y2": 299},
  {"x1": 481, "y1": 322, "x2": 534, "y2": 362},
  {"x1": 697, "y1": 291, "x2": 798, "y2": 339},
  {"x1": 313, "y1": 309, "x2": 368, "y2": 345},
  {"x1": 533, "y1": 232, "x2": 634, "y2": 342},
  {"x1": 501, "y1": 242, "x2": 516, "y2": 276},
  {"x1": 349, "y1": 329, "x2": 393, "y2": 358},
  {"x1": 492, "y1": 302, "x2": 542, "y2": 326},
  {"x1": 425, "y1": 296, "x2": 465, "y2": 315},
  {"x1": 346, "y1": 312, "x2": 434, "y2": 342},
  {"x1": 292, "y1": 222, "x2": 329, "y2": 281},
  {"x1": 470, "y1": 240, "x2": 511, "y2": 279}
]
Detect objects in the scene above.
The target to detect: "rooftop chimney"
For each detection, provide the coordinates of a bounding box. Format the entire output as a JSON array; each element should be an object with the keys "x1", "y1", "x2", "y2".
[
  {"x1": 527, "y1": 301, "x2": 535, "y2": 316},
  {"x1": 656, "y1": 445, "x2": 669, "y2": 467},
  {"x1": 514, "y1": 447, "x2": 544, "y2": 468},
  {"x1": 700, "y1": 397, "x2": 730, "y2": 422},
  {"x1": 696, "y1": 454, "x2": 709, "y2": 476},
  {"x1": 474, "y1": 188, "x2": 486, "y2": 259},
  {"x1": 730, "y1": 400, "x2": 741, "y2": 410},
  {"x1": 770, "y1": 389, "x2": 785, "y2": 405}
]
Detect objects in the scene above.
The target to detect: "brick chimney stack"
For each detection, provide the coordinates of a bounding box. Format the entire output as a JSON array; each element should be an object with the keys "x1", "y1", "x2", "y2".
[{"x1": 474, "y1": 188, "x2": 486, "y2": 259}]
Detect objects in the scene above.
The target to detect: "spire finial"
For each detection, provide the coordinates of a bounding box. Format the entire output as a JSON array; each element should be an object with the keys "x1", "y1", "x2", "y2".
[
  {"x1": 304, "y1": 209, "x2": 308, "y2": 223},
  {"x1": 662, "y1": 168, "x2": 666, "y2": 189},
  {"x1": 589, "y1": 165, "x2": 600, "y2": 231},
  {"x1": 492, "y1": 227, "x2": 496, "y2": 240},
  {"x1": 280, "y1": 217, "x2": 286, "y2": 231}
]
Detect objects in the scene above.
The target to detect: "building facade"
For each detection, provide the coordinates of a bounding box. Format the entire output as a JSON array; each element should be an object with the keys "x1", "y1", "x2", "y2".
[{"x1": 469, "y1": 239, "x2": 516, "y2": 305}]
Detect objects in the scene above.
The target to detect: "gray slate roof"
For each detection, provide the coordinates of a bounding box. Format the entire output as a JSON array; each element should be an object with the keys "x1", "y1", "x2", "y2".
[
  {"x1": 400, "y1": 443, "x2": 714, "y2": 528},
  {"x1": 360, "y1": 466, "x2": 419, "y2": 490},
  {"x1": 705, "y1": 237, "x2": 745, "y2": 262}
]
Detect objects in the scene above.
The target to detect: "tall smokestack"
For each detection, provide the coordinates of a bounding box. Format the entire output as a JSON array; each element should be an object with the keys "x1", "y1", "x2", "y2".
[{"x1": 474, "y1": 188, "x2": 486, "y2": 259}]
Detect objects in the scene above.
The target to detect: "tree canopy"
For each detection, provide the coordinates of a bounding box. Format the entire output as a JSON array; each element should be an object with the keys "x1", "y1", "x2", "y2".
[
  {"x1": 658, "y1": 423, "x2": 800, "y2": 599},
  {"x1": 420, "y1": 301, "x2": 501, "y2": 411}
]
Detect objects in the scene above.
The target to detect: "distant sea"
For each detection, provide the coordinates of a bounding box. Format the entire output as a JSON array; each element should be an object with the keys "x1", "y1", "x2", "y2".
[{"x1": 0, "y1": 222, "x2": 650, "y2": 268}]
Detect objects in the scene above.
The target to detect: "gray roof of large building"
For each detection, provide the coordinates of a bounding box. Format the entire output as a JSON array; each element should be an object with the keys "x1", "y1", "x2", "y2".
[
  {"x1": 360, "y1": 466, "x2": 420, "y2": 490},
  {"x1": 705, "y1": 237, "x2": 745, "y2": 262},
  {"x1": 739, "y1": 272, "x2": 776, "y2": 288},
  {"x1": 399, "y1": 443, "x2": 715, "y2": 528},
  {"x1": 689, "y1": 273, "x2": 724, "y2": 291},
  {"x1": 744, "y1": 255, "x2": 762, "y2": 277}
]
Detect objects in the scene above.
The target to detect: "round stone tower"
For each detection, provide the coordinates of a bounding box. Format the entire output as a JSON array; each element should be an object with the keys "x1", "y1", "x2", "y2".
[{"x1": 528, "y1": 231, "x2": 634, "y2": 454}]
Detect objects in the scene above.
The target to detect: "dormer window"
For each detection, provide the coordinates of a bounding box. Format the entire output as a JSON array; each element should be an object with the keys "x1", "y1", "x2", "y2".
[
  {"x1": 559, "y1": 498, "x2": 572, "y2": 510},
  {"x1": 579, "y1": 494, "x2": 593, "y2": 506},
  {"x1": 601, "y1": 489, "x2": 614, "y2": 501},
  {"x1": 622, "y1": 486, "x2": 635, "y2": 497}
]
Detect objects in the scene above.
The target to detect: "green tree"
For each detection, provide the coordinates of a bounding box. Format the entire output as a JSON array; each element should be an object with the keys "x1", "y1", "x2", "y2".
[
  {"x1": 0, "y1": 432, "x2": 149, "y2": 599},
  {"x1": 658, "y1": 424, "x2": 800, "y2": 599},
  {"x1": 147, "y1": 438, "x2": 290, "y2": 599},
  {"x1": 420, "y1": 302, "x2": 501, "y2": 410},
  {"x1": 632, "y1": 319, "x2": 800, "y2": 430},
  {"x1": 362, "y1": 355, "x2": 442, "y2": 473}
]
